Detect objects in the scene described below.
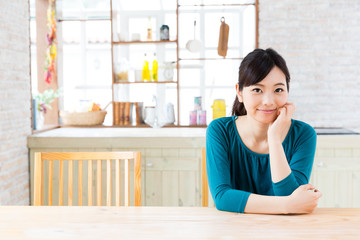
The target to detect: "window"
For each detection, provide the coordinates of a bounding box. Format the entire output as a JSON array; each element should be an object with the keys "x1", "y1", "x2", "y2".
[{"x1": 55, "y1": 0, "x2": 256, "y2": 126}]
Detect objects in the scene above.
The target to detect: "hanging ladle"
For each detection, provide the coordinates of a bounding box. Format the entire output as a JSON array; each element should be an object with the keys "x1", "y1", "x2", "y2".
[{"x1": 186, "y1": 20, "x2": 202, "y2": 53}]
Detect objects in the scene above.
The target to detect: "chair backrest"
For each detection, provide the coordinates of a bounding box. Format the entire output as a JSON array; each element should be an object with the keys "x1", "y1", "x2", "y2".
[
  {"x1": 202, "y1": 147, "x2": 209, "y2": 207},
  {"x1": 34, "y1": 152, "x2": 141, "y2": 206}
]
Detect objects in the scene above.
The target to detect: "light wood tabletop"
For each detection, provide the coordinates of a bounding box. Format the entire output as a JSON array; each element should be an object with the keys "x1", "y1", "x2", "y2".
[{"x1": 0, "y1": 207, "x2": 359, "y2": 239}]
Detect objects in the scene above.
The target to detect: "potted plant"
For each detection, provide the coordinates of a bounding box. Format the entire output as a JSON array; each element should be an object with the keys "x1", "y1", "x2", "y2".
[{"x1": 33, "y1": 88, "x2": 61, "y2": 129}]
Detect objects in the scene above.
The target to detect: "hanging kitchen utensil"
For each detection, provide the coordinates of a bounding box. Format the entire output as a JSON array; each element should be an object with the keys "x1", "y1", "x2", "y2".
[
  {"x1": 186, "y1": 20, "x2": 202, "y2": 53},
  {"x1": 218, "y1": 17, "x2": 229, "y2": 57}
]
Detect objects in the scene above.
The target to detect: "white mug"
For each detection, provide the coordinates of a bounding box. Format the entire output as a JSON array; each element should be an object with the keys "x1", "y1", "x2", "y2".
[
  {"x1": 131, "y1": 33, "x2": 141, "y2": 41},
  {"x1": 117, "y1": 33, "x2": 127, "y2": 42}
]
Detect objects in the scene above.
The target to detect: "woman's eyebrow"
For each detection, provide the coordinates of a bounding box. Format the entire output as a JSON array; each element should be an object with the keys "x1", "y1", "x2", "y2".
[{"x1": 253, "y1": 83, "x2": 285, "y2": 87}]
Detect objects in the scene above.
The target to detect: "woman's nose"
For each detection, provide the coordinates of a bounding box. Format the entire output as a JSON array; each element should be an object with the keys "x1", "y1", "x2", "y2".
[{"x1": 262, "y1": 93, "x2": 275, "y2": 106}]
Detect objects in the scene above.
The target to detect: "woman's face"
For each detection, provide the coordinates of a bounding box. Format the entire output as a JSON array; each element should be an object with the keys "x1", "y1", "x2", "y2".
[{"x1": 236, "y1": 66, "x2": 288, "y2": 124}]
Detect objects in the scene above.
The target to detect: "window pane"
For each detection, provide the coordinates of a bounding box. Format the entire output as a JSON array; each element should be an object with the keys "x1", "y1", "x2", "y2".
[
  {"x1": 242, "y1": 5, "x2": 256, "y2": 55},
  {"x1": 58, "y1": 0, "x2": 110, "y2": 19},
  {"x1": 62, "y1": 44, "x2": 84, "y2": 109},
  {"x1": 178, "y1": 60, "x2": 203, "y2": 87},
  {"x1": 85, "y1": 45, "x2": 112, "y2": 86},
  {"x1": 62, "y1": 21, "x2": 81, "y2": 44},
  {"x1": 204, "y1": 59, "x2": 240, "y2": 86},
  {"x1": 85, "y1": 21, "x2": 111, "y2": 43}
]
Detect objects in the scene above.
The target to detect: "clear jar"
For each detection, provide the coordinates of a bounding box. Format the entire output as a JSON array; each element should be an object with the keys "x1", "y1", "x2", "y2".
[{"x1": 115, "y1": 58, "x2": 129, "y2": 82}]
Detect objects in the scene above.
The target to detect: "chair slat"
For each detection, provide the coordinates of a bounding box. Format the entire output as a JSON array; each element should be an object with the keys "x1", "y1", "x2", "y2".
[
  {"x1": 41, "y1": 157, "x2": 44, "y2": 206},
  {"x1": 115, "y1": 159, "x2": 121, "y2": 206},
  {"x1": 106, "y1": 160, "x2": 111, "y2": 206},
  {"x1": 78, "y1": 160, "x2": 83, "y2": 206},
  {"x1": 68, "y1": 160, "x2": 73, "y2": 206},
  {"x1": 88, "y1": 160, "x2": 93, "y2": 206},
  {"x1": 34, "y1": 153, "x2": 42, "y2": 206},
  {"x1": 48, "y1": 160, "x2": 53, "y2": 206},
  {"x1": 134, "y1": 152, "x2": 141, "y2": 206},
  {"x1": 59, "y1": 160, "x2": 64, "y2": 206},
  {"x1": 124, "y1": 159, "x2": 130, "y2": 207},
  {"x1": 97, "y1": 160, "x2": 102, "y2": 206}
]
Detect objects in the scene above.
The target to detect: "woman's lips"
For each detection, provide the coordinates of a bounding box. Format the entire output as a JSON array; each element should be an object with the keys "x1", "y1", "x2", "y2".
[{"x1": 258, "y1": 109, "x2": 276, "y2": 114}]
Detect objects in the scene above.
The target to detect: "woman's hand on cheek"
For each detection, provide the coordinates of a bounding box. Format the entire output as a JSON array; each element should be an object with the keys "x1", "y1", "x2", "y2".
[{"x1": 267, "y1": 103, "x2": 295, "y2": 143}]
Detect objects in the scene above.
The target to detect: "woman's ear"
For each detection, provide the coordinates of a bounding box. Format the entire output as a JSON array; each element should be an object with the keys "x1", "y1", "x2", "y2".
[{"x1": 235, "y1": 84, "x2": 243, "y2": 102}]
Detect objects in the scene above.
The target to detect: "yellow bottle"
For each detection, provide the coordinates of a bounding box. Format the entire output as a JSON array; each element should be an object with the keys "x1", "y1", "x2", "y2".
[
  {"x1": 152, "y1": 53, "x2": 158, "y2": 82},
  {"x1": 142, "y1": 53, "x2": 150, "y2": 81},
  {"x1": 212, "y1": 99, "x2": 226, "y2": 119}
]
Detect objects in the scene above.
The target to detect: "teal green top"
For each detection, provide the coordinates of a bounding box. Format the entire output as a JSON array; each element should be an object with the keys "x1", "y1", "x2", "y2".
[{"x1": 206, "y1": 116, "x2": 317, "y2": 213}]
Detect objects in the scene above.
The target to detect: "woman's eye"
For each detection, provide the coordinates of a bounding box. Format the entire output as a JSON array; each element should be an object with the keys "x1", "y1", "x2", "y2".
[
  {"x1": 275, "y1": 88, "x2": 284, "y2": 93},
  {"x1": 252, "y1": 88, "x2": 262, "y2": 93}
]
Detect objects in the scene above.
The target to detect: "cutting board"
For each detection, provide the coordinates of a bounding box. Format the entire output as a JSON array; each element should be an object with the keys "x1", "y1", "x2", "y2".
[{"x1": 218, "y1": 18, "x2": 229, "y2": 57}]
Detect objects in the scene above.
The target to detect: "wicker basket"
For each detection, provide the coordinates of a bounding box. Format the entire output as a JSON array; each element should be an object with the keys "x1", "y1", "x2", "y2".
[{"x1": 60, "y1": 111, "x2": 107, "y2": 126}]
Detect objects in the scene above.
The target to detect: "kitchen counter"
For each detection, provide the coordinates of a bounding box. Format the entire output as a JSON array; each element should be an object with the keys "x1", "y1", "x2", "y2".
[
  {"x1": 28, "y1": 127, "x2": 360, "y2": 148},
  {"x1": 27, "y1": 127, "x2": 360, "y2": 208},
  {"x1": 28, "y1": 127, "x2": 206, "y2": 148},
  {"x1": 31, "y1": 127, "x2": 207, "y2": 138}
]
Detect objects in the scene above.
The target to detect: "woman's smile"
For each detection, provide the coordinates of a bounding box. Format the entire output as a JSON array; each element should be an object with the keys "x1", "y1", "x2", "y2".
[{"x1": 258, "y1": 109, "x2": 277, "y2": 114}]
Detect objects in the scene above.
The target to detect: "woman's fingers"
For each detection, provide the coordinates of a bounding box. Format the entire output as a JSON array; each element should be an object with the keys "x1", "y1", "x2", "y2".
[
  {"x1": 283, "y1": 103, "x2": 295, "y2": 118},
  {"x1": 277, "y1": 107, "x2": 286, "y2": 117},
  {"x1": 314, "y1": 189, "x2": 322, "y2": 199},
  {"x1": 302, "y1": 183, "x2": 316, "y2": 191},
  {"x1": 302, "y1": 184, "x2": 322, "y2": 199}
]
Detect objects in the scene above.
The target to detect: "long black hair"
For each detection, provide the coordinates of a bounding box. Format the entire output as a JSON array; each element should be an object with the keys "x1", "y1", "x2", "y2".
[{"x1": 231, "y1": 48, "x2": 290, "y2": 116}]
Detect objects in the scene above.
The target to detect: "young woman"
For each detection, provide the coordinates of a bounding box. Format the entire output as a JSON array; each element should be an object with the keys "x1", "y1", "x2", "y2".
[{"x1": 206, "y1": 48, "x2": 322, "y2": 214}]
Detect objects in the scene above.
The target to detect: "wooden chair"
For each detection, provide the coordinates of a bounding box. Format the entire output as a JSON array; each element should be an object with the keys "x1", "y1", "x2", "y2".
[
  {"x1": 34, "y1": 152, "x2": 141, "y2": 206},
  {"x1": 202, "y1": 147, "x2": 209, "y2": 207}
]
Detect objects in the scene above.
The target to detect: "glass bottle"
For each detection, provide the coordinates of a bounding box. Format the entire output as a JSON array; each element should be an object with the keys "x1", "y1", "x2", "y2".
[
  {"x1": 147, "y1": 17, "x2": 152, "y2": 41},
  {"x1": 142, "y1": 53, "x2": 150, "y2": 81},
  {"x1": 152, "y1": 53, "x2": 158, "y2": 82}
]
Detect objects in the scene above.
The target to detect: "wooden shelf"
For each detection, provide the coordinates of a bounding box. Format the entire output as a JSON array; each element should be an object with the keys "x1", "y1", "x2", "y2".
[
  {"x1": 57, "y1": 18, "x2": 111, "y2": 22},
  {"x1": 178, "y1": 3, "x2": 255, "y2": 7},
  {"x1": 179, "y1": 57, "x2": 244, "y2": 61},
  {"x1": 113, "y1": 81, "x2": 177, "y2": 84},
  {"x1": 112, "y1": 40, "x2": 177, "y2": 45}
]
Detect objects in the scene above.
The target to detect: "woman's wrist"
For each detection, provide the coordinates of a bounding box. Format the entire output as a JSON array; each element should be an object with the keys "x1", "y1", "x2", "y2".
[
  {"x1": 268, "y1": 136, "x2": 282, "y2": 147},
  {"x1": 282, "y1": 196, "x2": 291, "y2": 214}
]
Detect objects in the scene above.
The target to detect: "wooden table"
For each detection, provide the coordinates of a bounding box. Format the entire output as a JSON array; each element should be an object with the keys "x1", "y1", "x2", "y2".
[{"x1": 0, "y1": 207, "x2": 359, "y2": 239}]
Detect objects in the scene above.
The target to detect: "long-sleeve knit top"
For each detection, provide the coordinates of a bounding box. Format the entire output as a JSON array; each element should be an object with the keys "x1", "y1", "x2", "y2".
[{"x1": 206, "y1": 116, "x2": 317, "y2": 213}]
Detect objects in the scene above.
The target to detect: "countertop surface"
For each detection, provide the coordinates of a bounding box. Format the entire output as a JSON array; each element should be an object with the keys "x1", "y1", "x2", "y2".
[
  {"x1": 30, "y1": 126, "x2": 359, "y2": 138},
  {"x1": 0, "y1": 206, "x2": 359, "y2": 239},
  {"x1": 31, "y1": 127, "x2": 207, "y2": 138}
]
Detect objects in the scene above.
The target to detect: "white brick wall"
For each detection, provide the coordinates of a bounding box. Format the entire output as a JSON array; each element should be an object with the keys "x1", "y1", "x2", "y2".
[
  {"x1": 0, "y1": 0, "x2": 31, "y2": 205},
  {"x1": 259, "y1": 0, "x2": 360, "y2": 128}
]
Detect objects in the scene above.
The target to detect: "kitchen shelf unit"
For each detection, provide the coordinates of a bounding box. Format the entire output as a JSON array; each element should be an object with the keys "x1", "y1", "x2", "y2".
[
  {"x1": 110, "y1": 0, "x2": 258, "y2": 127},
  {"x1": 110, "y1": 0, "x2": 180, "y2": 126}
]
